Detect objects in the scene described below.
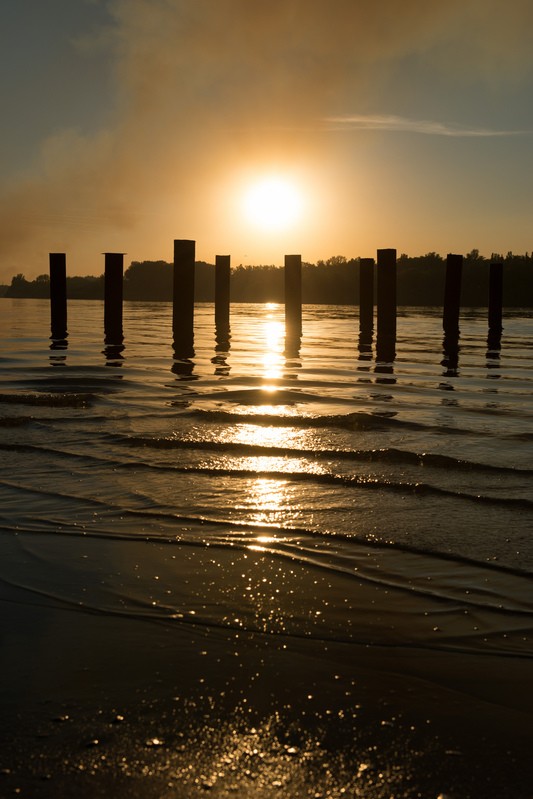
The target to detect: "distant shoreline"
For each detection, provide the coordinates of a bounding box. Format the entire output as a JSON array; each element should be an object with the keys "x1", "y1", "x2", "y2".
[
  {"x1": 3, "y1": 253, "x2": 532, "y2": 307},
  {"x1": 1, "y1": 296, "x2": 532, "y2": 310}
]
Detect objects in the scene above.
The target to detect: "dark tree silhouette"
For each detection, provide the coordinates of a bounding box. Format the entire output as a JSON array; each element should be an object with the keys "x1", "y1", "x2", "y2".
[{"x1": 4, "y1": 252, "x2": 533, "y2": 306}]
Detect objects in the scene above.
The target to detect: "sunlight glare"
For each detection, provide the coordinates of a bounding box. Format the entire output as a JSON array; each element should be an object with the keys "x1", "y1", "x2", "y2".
[
  {"x1": 245, "y1": 477, "x2": 289, "y2": 526},
  {"x1": 243, "y1": 176, "x2": 303, "y2": 232}
]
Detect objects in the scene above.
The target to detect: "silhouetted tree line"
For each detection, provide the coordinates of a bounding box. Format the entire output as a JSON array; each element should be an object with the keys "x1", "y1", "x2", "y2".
[
  {"x1": 5, "y1": 272, "x2": 103, "y2": 299},
  {"x1": 4, "y1": 250, "x2": 533, "y2": 306}
]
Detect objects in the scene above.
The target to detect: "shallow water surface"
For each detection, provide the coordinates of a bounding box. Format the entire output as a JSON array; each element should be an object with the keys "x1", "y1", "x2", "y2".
[{"x1": 0, "y1": 299, "x2": 532, "y2": 797}]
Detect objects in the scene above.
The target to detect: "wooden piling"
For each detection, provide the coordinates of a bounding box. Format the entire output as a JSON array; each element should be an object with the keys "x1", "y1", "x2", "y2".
[
  {"x1": 214, "y1": 258, "x2": 231, "y2": 374},
  {"x1": 215, "y1": 254, "x2": 231, "y2": 330},
  {"x1": 486, "y1": 260, "x2": 503, "y2": 353},
  {"x1": 443, "y1": 254, "x2": 463, "y2": 336},
  {"x1": 376, "y1": 249, "x2": 396, "y2": 362},
  {"x1": 173, "y1": 239, "x2": 195, "y2": 355},
  {"x1": 376, "y1": 249, "x2": 396, "y2": 338},
  {"x1": 359, "y1": 257, "x2": 374, "y2": 347},
  {"x1": 285, "y1": 254, "x2": 302, "y2": 337},
  {"x1": 49, "y1": 253, "x2": 67, "y2": 341},
  {"x1": 104, "y1": 253, "x2": 124, "y2": 344},
  {"x1": 488, "y1": 261, "x2": 503, "y2": 335}
]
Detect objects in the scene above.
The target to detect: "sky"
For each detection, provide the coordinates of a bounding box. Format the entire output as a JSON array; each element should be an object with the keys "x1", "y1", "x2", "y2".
[{"x1": 1, "y1": 0, "x2": 533, "y2": 280}]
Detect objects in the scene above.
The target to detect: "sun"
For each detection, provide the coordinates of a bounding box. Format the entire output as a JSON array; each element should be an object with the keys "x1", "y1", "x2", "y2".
[{"x1": 243, "y1": 176, "x2": 303, "y2": 232}]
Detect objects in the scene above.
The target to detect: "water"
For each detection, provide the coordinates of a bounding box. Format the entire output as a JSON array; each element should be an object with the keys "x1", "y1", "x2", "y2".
[{"x1": 0, "y1": 298, "x2": 532, "y2": 797}]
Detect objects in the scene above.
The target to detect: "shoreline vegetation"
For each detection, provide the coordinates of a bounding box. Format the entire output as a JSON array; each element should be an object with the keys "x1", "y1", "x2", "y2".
[{"x1": 2, "y1": 250, "x2": 532, "y2": 306}]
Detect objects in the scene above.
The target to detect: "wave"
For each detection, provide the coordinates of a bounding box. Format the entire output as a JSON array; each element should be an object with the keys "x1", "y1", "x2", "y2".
[
  {"x1": 183, "y1": 410, "x2": 430, "y2": 432},
  {"x1": 114, "y1": 434, "x2": 533, "y2": 475},
  {"x1": 181, "y1": 407, "x2": 479, "y2": 435},
  {"x1": 3, "y1": 512, "x2": 532, "y2": 582},
  {"x1": 0, "y1": 392, "x2": 95, "y2": 407},
  {"x1": 2, "y1": 520, "x2": 532, "y2": 660},
  {"x1": 0, "y1": 415, "x2": 39, "y2": 427},
  {"x1": 1, "y1": 441, "x2": 531, "y2": 509}
]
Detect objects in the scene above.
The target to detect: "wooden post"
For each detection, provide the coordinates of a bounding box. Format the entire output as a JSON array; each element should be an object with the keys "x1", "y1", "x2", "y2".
[
  {"x1": 49, "y1": 253, "x2": 67, "y2": 342},
  {"x1": 359, "y1": 257, "x2": 374, "y2": 352},
  {"x1": 443, "y1": 254, "x2": 463, "y2": 336},
  {"x1": 104, "y1": 253, "x2": 124, "y2": 345},
  {"x1": 215, "y1": 254, "x2": 231, "y2": 330},
  {"x1": 376, "y1": 249, "x2": 396, "y2": 338},
  {"x1": 487, "y1": 260, "x2": 503, "y2": 355},
  {"x1": 488, "y1": 261, "x2": 503, "y2": 336},
  {"x1": 173, "y1": 239, "x2": 195, "y2": 355},
  {"x1": 285, "y1": 254, "x2": 302, "y2": 338},
  {"x1": 376, "y1": 249, "x2": 396, "y2": 363}
]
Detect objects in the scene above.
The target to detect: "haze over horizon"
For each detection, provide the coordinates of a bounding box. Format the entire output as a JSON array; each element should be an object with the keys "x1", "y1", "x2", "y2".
[{"x1": 2, "y1": 0, "x2": 533, "y2": 281}]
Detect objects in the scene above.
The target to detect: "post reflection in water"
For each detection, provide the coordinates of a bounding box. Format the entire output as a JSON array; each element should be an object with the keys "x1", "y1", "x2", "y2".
[
  {"x1": 358, "y1": 336, "x2": 373, "y2": 362},
  {"x1": 172, "y1": 353, "x2": 196, "y2": 379},
  {"x1": 358, "y1": 311, "x2": 373, "y2": 359},
  {"x1": 356, "y1": 329, "x2": 373, "y2": 381},
  {"x1": 49, "y1": 336, "x2": 68, "y2": 366},
  {"x1": 284, "y1": 332, "x2": 301, "y2": 369},
  {"x1": 212, "y1": 321, "x2": 231, "y2": 376},
  {"x1": 103, "y1": 338, "x2": 125, "y2": 367},
  {"x1": 374, "y1": 332, "x2": 396, "y2": 384},
  {"x1": 49, "y1": 352, "x2": 67, "y2": 366},
  {"x1": 441, "y1": 331, "x2": 460, "y2": 378},
  {"x1": 50, "y1": 337, "x2": 68, "y2": 351},
  {"x1": 486, "y1": 326, "x2": 502, "y2": 376},
  {"x1": 172, "y1": 329, "x2": 196, "y2": 378}
]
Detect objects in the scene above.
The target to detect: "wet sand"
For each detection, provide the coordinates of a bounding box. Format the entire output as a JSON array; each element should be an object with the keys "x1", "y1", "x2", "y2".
[{"x1": 1, "y1": 585, "x2": 532, "y2": 798}]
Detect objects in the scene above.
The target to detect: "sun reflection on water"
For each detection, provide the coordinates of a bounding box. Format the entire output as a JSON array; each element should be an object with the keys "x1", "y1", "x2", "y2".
[
  {"x1": 217, "y1": 423, "x2": 313, "y2": 451},
  {"x1": 260, "y1": 305, "x2": 284, "y2": 383},
  {"x1": 237, "y1": 455, "x2": 322, "y2": 475},
  {"x1": 218, "y1": 423, "x2": 323, "y2": 527},
  {"x1": 241, "y1": 476, "x2": 290, "y2": 527},
  {"x1": 230, "y1": 404, "x2": 299, "y2": 418},
  {"x1": 247, "y1": 534, "x2": 278, "y2": 553}
]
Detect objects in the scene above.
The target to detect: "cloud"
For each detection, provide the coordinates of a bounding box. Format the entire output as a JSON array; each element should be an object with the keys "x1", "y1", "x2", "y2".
[{"x1": 323, "y1": 114, "x2": 528, "y2": 137}]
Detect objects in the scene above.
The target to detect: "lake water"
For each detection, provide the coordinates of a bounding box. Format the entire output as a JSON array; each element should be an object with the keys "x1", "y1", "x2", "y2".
[{"x1": 0, "y1": 298, "x2": 532, "y2": 797}]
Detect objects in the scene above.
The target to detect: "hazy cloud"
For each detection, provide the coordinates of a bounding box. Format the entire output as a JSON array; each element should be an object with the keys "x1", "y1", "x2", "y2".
[{"x1": 324, "y1": 114, "x2": 528, "y2": 137}]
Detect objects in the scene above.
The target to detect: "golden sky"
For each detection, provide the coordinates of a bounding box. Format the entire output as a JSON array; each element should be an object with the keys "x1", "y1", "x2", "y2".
[{"x1": 1, "y1": 0, "x2": 533, "y2": 279}]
